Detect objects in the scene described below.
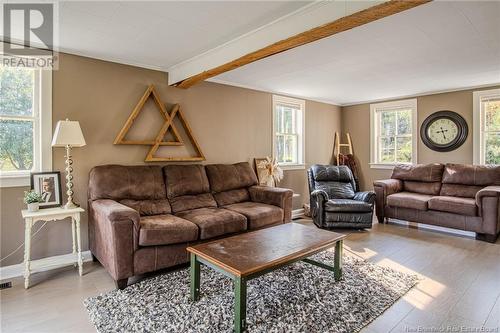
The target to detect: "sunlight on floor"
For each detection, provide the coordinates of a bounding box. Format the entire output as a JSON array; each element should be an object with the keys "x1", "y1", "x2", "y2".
[{"x1": 342, "y1": 242, "x2": 447, "y2": 312}]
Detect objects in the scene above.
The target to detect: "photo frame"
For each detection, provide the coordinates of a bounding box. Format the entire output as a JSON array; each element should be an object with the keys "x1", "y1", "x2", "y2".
[
  {"x1": 31, "y1": 172, "x2": 63, "y2": 209},
  {"x1": 254, "y1": 157, "x2": 274, "y2": 186}
]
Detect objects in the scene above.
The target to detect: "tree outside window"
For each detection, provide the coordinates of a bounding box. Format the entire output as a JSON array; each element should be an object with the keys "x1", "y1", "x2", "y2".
[
  {"x1": 272, "y1": 95, "x2": 305, "y2": 169},
  {"x1": 370, "y1": 98, "x2": 417, "y2": 168},
  {"x1": 0, "y1": 66, "x2": 35, "y2": 172},
  {"x1": 483, "y1": 99, "x2": 500, "y2": 165}
]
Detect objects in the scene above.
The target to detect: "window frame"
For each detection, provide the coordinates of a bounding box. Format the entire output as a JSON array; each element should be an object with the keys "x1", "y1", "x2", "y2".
[
  {"x1": 473, "y1": 88, "x2": 500, "y2": 165},
  {"x1": 370, "y1": 98, "x2": 417, "y2": 169},
  {"x1": 272, "y1": 95, "x2": 305, "y2": 170},
  {"x1": 0, "y1": 67, "x2": 52, "y2": 187}
]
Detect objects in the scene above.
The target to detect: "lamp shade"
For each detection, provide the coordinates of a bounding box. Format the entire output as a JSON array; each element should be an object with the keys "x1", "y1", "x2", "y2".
[{"x1": 51, "y1": 120, "x2": 86, "y2": 147}]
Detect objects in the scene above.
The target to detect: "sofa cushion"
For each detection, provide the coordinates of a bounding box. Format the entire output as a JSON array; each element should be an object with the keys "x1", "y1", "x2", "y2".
[
  {"x1": 440, "y1": 184, "x2": 484, "y2": 198},
  {"x1": 205, "y1": 162, "x2": 258, "y2": 192},
  {"x1": 428, "y1": 196, "x2": 477, "y2": 216},
  {"x1": 442, "y1": 164, "x2": 500, "y2": 186},
  {"x1": 175, "y1": 208, "x2": 247, "y2": 240},
  {"x1": 164, "y1": 165, "x2": 210, "y2": 198},
  {"x1": 403, "y1": 181, "x2": 441, "y2": 195},
  {"x1": 386, "y1": 192, "x2": 433, "y2": 211},
  {"x1": 213, "y1": 188, "x2": 250, "y2": 206},
  {"x1": 325, "y1": 199, "x2": 373, "y2": 213},
  {"x1": 139, "y1": 214, "x2": 198, "y2": 246},
  {"x1": 224, "y1": 202, "x2": 283, "y2": 230},
  {"x1": 120, "y1": 199, "x2": 171, "y2": 216},
  {"x1": 89, "y1": 165, "x2": 166, "y2": 201},
  {"x1": 169, "y1": 193, "x2": 217, "y2": 214},
  {"x1": 391, "y1": 163, "x2": 444, "y2": 182}
]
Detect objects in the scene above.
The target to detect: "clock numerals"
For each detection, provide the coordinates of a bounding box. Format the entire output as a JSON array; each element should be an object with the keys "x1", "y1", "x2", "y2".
[
  {"x1": 421, "y1": 111, "x2": 468, "y2": 152},
  {"x1": 427, "y1": 118, "x2": 458, "y2": 145}
]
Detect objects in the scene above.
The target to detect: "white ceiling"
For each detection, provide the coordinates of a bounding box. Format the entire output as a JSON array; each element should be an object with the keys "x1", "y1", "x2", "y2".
[
  {"x1": 211, "y1": 1, "x2": 500, "y2": 105},
  {"x1": 2, "y1": 1, "x2": 499, "y2": 106},
  {"x1": 54, "y1": 1, "x2": 310, "y2": 70}
]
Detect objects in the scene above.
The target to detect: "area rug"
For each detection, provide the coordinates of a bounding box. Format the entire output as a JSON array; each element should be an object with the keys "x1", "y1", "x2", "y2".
[{"x1": 84, "y1": 251, "x2": 418, "y2": 333}]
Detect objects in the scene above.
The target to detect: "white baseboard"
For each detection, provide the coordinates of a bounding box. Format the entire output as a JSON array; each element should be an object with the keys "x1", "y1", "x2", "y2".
[
  {"x1": 387, "y1": 218, "x2": 476, "y2": 238},
  {"x1": 0, "y1": 251, "x2": 92, "y2": 281},
  {"x1": 292, "y1": 208, "x2": 305, "y2": 219}
]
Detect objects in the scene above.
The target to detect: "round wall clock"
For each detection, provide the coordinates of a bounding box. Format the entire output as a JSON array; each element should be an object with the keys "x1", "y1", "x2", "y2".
[{"x1": 420, "y1": 111, "x2": 468, "y2": 152}]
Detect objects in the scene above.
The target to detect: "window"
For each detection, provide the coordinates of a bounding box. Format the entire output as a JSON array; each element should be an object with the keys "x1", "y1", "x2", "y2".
[
  {"x1": 272, "y1": 95, "x2": 305, "y2": 169},
  {"x1": 473, "y1": 88, "x2": 500, "y2": 165},
  {"x1": 0, "y1": 65, "x2": 52, "y2": 187},
  {"x1": 370, "y1": 98, "x2": 417, "y2": 169}
]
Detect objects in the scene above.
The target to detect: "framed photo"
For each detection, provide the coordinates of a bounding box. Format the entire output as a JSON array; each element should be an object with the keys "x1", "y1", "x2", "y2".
[
  {"x1": 31, "y1": 172, "x2": 62, "y2": 209},
  {"x1": 254, "y1": 157, "x2": 274, "y2": 186}
]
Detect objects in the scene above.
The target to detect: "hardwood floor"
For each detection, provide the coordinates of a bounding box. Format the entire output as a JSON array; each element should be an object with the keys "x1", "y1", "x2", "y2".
[{"x1": 1, "y1": 220, "x2": 499, "y2": 332}]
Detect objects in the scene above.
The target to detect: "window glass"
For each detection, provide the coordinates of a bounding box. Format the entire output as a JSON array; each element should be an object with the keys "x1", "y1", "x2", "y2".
[
  {"x1": 370, "y1": 99, "x2": 416, "y2": 166},
  {"x1": 0, "y1": 66, "x2": 36, "y2": 173},
  {"x1": 484, "y1": 99, "x2": 500, "y2": 164},
  {"x1": 273, "y1": 96, "x2": 304, "y2": 167}
]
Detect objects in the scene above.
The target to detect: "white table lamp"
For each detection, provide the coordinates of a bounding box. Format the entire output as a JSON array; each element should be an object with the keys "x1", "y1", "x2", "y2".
[{"x1": 52, "y1": 119, "x2": 86, "y2": 209}]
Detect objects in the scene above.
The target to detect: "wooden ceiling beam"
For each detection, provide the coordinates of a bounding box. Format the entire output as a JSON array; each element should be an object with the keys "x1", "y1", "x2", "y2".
[{"x1": 172, "y1": 0, "x2": 431, "y2": 89}]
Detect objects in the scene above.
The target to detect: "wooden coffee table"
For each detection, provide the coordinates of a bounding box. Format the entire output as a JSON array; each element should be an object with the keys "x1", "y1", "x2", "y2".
[{"x1": 186, "y1": 223, "x2": 346, "y2": 332}]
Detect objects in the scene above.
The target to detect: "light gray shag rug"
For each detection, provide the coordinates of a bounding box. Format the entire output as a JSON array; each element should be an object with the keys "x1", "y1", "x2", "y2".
[{"x1": 84, "y1": 251, "x2": 418, "y2": 333}]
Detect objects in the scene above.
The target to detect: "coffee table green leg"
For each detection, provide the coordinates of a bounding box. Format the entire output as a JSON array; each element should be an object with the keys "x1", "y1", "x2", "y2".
[
  {"x1": 334, "y1": 240, "x2": 343, "y2": 281},
  {"x1": 234, "y1": 276, "x2": 247, "y2": 333},
  {"x1": 190, "y1": 253, "x2": 200, "y2": 301}
]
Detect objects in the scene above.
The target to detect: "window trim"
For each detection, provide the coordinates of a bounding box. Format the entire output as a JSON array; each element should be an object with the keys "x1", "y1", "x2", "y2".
[
  {"x1": 0, "y1": 68, "x2": 52, "y2": 188},
  {"x1": 369, "y1": 98, "x2": 417, "y2": 169},
  {"x1": 272, "y1": 95, "x2": 305, "y2": 170},
  {"x1": 473, "y1": 88, "x2": 500, "y2": 165}
]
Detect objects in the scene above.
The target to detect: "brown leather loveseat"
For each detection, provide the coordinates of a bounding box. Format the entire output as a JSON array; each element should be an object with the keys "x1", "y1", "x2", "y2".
[
  {"x1": 88, "y1": 162, "x2": 293, "y2": 289},
  {"x1": 374, "y1": 163, "x2": 500, "y2": 243}
]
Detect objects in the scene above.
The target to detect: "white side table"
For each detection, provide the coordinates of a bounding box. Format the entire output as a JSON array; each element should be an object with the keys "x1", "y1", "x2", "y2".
[{"x1": 21, "y1": 207, "x2": 85, "y2": 289}]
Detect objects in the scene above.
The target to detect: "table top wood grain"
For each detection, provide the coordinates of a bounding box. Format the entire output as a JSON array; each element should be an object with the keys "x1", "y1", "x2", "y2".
[{"x1": 187, "y1": 223, "x2": 345, "y2": 277}]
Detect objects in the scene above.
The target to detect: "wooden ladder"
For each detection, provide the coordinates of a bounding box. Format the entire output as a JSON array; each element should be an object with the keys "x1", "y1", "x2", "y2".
[{"x1": 334, "y1": 132, "x2": 353, "y2": 165}]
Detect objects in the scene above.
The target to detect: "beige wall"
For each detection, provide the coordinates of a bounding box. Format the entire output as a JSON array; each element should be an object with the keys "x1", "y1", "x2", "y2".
[
  {"x1": 0, "y1": 53, "x2": 340, "y2": 267},
  {"x1": 342, "y1": 86, "x2": 500, "y2": 191}
]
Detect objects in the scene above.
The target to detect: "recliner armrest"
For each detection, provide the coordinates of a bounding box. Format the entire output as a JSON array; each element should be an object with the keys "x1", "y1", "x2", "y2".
[
  {"x1": 311, "y1": 189, "x2": 328, "y2": 203},
  {"x1": 353, "y1": 191, "x2": 376, "y2": 205},
  {"x1": 249, "y1": 185, "x2": 293, "y2": 222},
  {"x1": 310, "y1": 190, "x2": 328, "y2": 225}
]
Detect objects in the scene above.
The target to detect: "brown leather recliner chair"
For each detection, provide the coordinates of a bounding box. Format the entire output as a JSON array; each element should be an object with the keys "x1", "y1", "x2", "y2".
[{"x1": 308, "y1": 165, "x2": 375, "y2": 229}]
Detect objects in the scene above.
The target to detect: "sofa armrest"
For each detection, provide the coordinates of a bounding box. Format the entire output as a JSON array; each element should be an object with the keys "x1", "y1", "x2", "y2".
[
  {"x1": 475, "y1": 187, "x2": 500, "y2": 234},
  {"x1": 373, "y1": 179, "x2": 403, "y2": 195},
  {"x1": 249, "y1": 186, "x2": 293, "y2": 222},
  {"x1": 476, "y1": 186, "x2": 500, "y2": 203},
  {"x1": 89, "y1": 199, "x2": 140, "y2": 281},
  {"x1": 353, "y1": 191, "x2": 376, "y2": 205},
  {"x1": 373, "y1": 179, "x2": 402, "y2": 223}
]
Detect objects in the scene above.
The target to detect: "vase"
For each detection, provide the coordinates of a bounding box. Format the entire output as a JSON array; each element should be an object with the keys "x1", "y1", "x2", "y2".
[
  {"x1": 265, "y1": 178, "x2": 275, "y2": 187},
  {"x1": 27, "y1": 202, "x2": 40, "y2": 212}
]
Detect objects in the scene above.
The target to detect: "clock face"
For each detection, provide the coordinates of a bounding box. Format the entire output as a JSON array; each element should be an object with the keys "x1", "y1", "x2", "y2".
[
  {"x1": 427, "y1": 118, "x2": 458, "y2": 145},
  {"x1": 420, "y1": 111, "x2": 468, "y2": 152}
]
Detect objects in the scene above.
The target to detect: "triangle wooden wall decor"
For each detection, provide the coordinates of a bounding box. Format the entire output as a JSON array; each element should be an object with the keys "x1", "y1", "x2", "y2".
[{"x1": 114, "y1": 84, "x2": 205, "y2": 162}]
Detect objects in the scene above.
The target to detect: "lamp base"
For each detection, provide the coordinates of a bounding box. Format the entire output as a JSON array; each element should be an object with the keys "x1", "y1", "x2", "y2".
[{"x1": 64, "y1": 202, "x2": 79, "y2": 209}]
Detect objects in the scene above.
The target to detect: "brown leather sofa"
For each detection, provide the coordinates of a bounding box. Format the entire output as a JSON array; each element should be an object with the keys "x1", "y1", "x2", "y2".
[
  {"x1": 374, "y1": 163, "x2": 500, "y2": 243},
  {"x1": 88, "y1": 162, "x2": 293, "y2": 289}
]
